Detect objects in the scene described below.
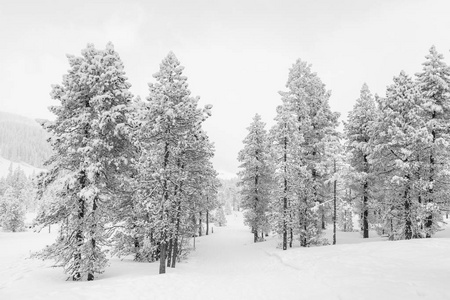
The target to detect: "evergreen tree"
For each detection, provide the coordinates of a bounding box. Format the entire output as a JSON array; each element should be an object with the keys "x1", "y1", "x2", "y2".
[
  {"x1": 271, "y1": 59, "x2": 339, "y2": 248},
  {"x1": 344, "y1": 83, "x2": 377, "y2": 238},
  {"x1": 214, "y1": 206, "x2": 227, "y2": 227},
  {"x1": 137, "y1": 52, "x2": 215, "y2": 274},
  {"x1": 237, "y1": 114, "x2": 272, "y2": 243},
  {"x1": 415, "y1": 46, "x2": 450, "y2": 237},
  {"x1": 0, "y1": 187, "x2": 25, "y2": 232},
  {"x1": 322, "y1": 134, "x2": 346, "y2": 244},
  {"x1": 0, "y1": 177, "x2": 7, "y2": 196},
  {"x1": 269, "y1": 102, "x2": 304, "y2": 250},
  {"x1": 35, "y1": 43, "x2": 134, "y2": 281},
  {"x1": 373, "y1": 71, "x2": 428, "y2": 240}
]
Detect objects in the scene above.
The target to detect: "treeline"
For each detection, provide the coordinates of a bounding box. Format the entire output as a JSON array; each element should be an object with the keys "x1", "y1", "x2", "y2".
[
  {"x1": 218, "y1": 178, "x2": 240, "y2": 213},
  {"x1": 34, "y1": 43, "x2": 219, "y2": 281},
  {"x1": 0, "y1": 112, "x2": 53, "y2": 168},
  {"x1": 238, "y1": 46, "x2": 450, "y2": 248}
]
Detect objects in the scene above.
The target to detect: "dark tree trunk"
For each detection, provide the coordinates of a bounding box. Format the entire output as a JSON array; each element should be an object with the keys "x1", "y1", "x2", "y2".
[
  {"x1": 134, "y1": 236, "x2": 141, "y2": 261},
  {"x1": 333, "y1": 160, "x2": 337, "y2": 245},
  {"x1": 404, "y1": 199, "x2": 412, "y2": 240},
  {"x1": 302, "y1": 207, "x2": 308, "y2": 247},
  {"x1": 159, "y1": 141, "x2": 170, "y2": 274},
  {"x1": 199, "y1": 212, "x2": 202, "y2": 237},
  {"x1": 389, "y1": 217, "x2": 394, "y2": 240},
  {"x1": 403, "y1": 174, "x2": 412, "y2": 240},
  {"x1": 362, "y1": 184, "x2": 369, "y2": 238},
  {"x1": 206, "y1": 210, "x2": 209, "y2": 235},
  {"x1": 289, "y1": 228, "x2": 293, "y2": 248},
  {"x1": 254, "y1": 167, "x2": 259, "y2": 243},
  {"x1": 171, "y1": 236, "x2": 178, "y2": 268},
  {"x1": 150, "y1": 231, "x2": 156, "y2": 262},
  {"x1": 282, "y1": 134, "x2": 288, "y2": 250},
  {"x1": 159, "y1": 242, "x2": 166, "y2": 274},
  {"x1": 362, "y1": 155, "x2": 369, "y2": 239},
  {"x1": 87, "y1": 196, "x2": 98, "y2": 281},
  {"x1": 171, "y1": 178, "x2": 183, "y2": 268},
  {"x1": 426, "y1": 114, "x2": 436, "y2": 237},
  {"x1": 167, "y1": 239, "x2": 172, "y2": 267},
  {"x1": 73, "y1": 170, "x2": 86, "y2": 281},
  {"x1": 192, "y1": 214, "x2": 197, "y2": 236},
  {"x1": 171, "y1": 203, "x2": 181, "y2": 268},
  {"x1": 321, "y1": 208, "x2": 326, "y2": 230}
]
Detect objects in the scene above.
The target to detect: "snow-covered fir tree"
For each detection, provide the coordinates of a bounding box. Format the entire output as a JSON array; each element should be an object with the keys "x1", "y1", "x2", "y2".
[
  {"x1": 0, "y1": 187, "x2": 25, "y2": 232},
  {"x1": 35, "y1": 43, "x2": 135, "y2": 281},
  {"x1": 373, "y1": 71, "x2": 428, "y2": 240},
  {"x1": 270, "y1": 59, "x2": 339, "y2": 248},
  {"x1": 269, "y1": 102, "x2": 305, "y2": 250},
  {"x1": 415, "y1": 46, "x2": 450, "y2": 237},
  {"x1": 214, "y1": 206, "x2": 227, "y2": 227},
  {"x1": 344, "y1": 83, "x2": 378, "y2": 238},
  {"x1": 237, "y1": 114, "x2": 273, "y2": 243},
  {"x1": 1, "y1": 166, "x2": 35, "y2": 212},
  {"x1": 286, "y1": 60, "x2": 339, "y2": 237},
  {"x1": 136, "y1": 52, "x2": 216, "y2": 274},
  {"x1": 203, "y1": 175, "x2": 221, "y2": 235},
  {"x1": 322, "y1": 134, "x2": 347, "y2": 245}
]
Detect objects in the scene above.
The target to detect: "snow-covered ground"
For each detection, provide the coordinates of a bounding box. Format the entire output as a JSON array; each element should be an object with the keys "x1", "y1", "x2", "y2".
[{"x1": 1, "y1": 214, "x2": 450, "y2": 300}]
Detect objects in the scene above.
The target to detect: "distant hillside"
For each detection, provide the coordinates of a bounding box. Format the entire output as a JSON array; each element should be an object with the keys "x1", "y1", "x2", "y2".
[
  {"x1": 0, "y1": 156, "x2": 45, "y2": 178},
  {"x1": 0, "y1": 111, "x2": 52, "y2": 168}
]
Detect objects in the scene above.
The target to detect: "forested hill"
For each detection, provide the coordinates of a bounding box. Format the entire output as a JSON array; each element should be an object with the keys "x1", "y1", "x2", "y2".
[{"x1": 0, "y1": 111, "x2": 52, "y2": 168}]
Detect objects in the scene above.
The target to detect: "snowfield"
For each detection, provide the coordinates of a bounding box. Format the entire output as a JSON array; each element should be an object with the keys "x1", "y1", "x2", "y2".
[{"x1": 1, "y1": 213, "x2": 450, "y2": 300}]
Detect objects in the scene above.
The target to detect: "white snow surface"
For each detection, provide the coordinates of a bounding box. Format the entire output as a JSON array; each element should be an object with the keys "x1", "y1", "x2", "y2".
[{"x1": 1, "y1": 213, "x2": 450, "y2": 300}]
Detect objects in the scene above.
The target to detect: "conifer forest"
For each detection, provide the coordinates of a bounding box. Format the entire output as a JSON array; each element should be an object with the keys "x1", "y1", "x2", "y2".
[{"x1": 1, "y1": 2, "x2": 450, "y2": 299}]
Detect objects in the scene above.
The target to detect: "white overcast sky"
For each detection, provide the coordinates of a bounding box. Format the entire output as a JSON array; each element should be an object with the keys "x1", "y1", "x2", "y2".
[{"x1": 1, "y1": 0, "x2": 450, "y2": 178}]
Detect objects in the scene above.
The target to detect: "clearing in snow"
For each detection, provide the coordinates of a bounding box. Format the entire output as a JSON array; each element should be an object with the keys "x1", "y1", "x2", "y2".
[{"x1": 1, "y1": 212, "x2": 450, "y2": 300}]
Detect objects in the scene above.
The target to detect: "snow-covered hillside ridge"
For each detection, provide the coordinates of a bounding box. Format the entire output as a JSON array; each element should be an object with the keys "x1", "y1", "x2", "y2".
[
  {"x1": 0, "y1": 156, "x2": 45, "y2": 178},
  {"x1": 1, "y1": 212, "x2": 449, "y2": 300},
  {"x1": 0, "y1": 111, "x2": 52, "y2": 168}
]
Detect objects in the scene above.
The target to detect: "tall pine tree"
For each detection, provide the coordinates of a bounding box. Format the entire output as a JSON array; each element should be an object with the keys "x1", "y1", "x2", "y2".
[
  {"x1": 137, "y1": 52, "x2": 215, "y2": 274},
  {"x1": 415, "y1": 46, "x2": 450, "y2": 237},
  {"x1": 277, "y1": 59, "x2": 339, "y2": 247},
  {"x1": 35, "y1": 43, "x2": 134, "y2": 281},
  {"x1": 344, "y1": 83, "x2": 377, "y2": 238},
  {"x1": 373, "y1": 71, "x2": 428, "y2": 240},
  {"x1": 238, "y1": 114, "x2": 272, "y2": 243}
]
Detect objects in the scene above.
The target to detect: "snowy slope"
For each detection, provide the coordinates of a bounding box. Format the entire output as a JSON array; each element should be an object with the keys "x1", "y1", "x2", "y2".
[
  {"x1": 1, "y1": 214, "x2": 450, "y2": 299},
  {"x1": 0, "y1": 156, "x2": 45, "y2": 178}
]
